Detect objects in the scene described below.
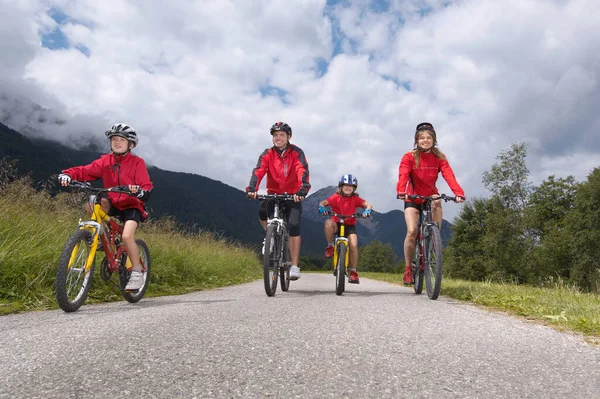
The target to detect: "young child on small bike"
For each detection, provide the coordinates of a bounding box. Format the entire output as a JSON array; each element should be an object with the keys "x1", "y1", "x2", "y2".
[
  {"x1": 58, "y1": 123, "x2": 153, "y2": 291},
  {"x1": 318, "y1": 174, "x2": 372, "y2": 284},
  {"x1": 397, "y1": 122, "x2": 465, "y2": 285}
]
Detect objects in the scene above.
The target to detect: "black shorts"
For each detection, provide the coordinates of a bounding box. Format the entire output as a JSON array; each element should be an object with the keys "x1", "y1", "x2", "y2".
[
  {"x1": 259, "y1": 199, "x2": 302, "y2": 237},
  {"x1": 98, "y1": 193, "x2": 142, "y2": 224},
  {"x1": 404, "y1": 201, "x2": 423, "y2": 212},
  {"x1": 336, "y1": 223, "x2": 357, "y2": 237}
]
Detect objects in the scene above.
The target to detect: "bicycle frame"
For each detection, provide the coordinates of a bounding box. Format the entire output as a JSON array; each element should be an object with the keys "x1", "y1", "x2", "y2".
[{"x1": 333, "y1": 223, "x2": 350, "y2": 272}]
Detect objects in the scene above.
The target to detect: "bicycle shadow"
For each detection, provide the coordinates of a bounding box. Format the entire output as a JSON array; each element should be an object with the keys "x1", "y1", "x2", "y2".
[{"x1": 283, "y1": 288, "x2": 414, "y2": 298}]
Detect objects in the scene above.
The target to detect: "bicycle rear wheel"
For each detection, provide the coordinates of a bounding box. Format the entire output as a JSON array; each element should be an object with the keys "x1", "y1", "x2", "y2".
[
  {"x1": 56, "y1": 229, "x2": 96, "y2": 312},
  {"x1": 280, "y1": 235, "x2": 291, "y2": 292},
  {"x1": 120, "y1": 239, "x2": 151, "y2": 303},
  {"x1": 335, "y1": 244, "x2": 346, "y2": 295},
  {"x1": 263, "y1": 224, "x2": 279, "y2": 296},
  {"x1": 413, "y1": 238, "x2": 424, "y2": 295},
  {"x1": 424, "y1": 225, "x2": 443, "y2": 300}
]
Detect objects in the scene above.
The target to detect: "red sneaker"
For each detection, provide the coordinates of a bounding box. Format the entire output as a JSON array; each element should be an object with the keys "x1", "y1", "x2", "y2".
[
  {"x1": 349, "y1": 270, "x2": 360, "y2": 284},
  {"x1": 403, "y1": 265, "x2": 413, "y2": 285},
  {"x1": 325, "y1": 245, "x2": 334, "y2": 258}
]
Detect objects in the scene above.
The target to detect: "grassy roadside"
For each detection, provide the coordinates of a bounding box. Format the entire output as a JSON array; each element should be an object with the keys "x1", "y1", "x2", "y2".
[
  {"x1": 363, "y1": 272, "x2": 600, "y2": 343},
  {"x1": 0, "y1": 179, "x2": 261, "y2": 315}
]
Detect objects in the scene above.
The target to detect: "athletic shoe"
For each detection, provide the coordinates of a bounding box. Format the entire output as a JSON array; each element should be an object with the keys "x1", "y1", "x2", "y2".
[
  {"x1": 125, "y1": 271, "x2": 144, "y2": 291},
  {"x1": 325, "y1": 245, "x2": 334, "y2": 258},
  {"x1": 289, "y1": 266, "x2": 301, "y2": 280},
  {"x1": 349, "y1": 270, "x2": 360, "y2": 284},
  {"x1": 403, "y1": 265, "x2": 413, "y2": 285}
]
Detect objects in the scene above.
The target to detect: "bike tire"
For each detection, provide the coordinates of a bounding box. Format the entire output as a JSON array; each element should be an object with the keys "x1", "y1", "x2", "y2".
[
  {"x1": 335, "y1": 244, "x2": 346, "y2": 296},
  {"x1": 263, "y1": 224, "x2": 279, "y2": 297},
  {"x1": 425, "y1": 225, "x2": 443, "y2": 300},
  {"x1": 56, "y1": 229, "x2": 96, "y2": 312},
  {"x1": 413, "y1": 238, "x2": 424, "y2": 295},
  {"x1": 120, "y1": 239, "x2": 151, "y2": 303},
  {"x1": 280, "y1": 235, "x2": 291, "y2": 292}
]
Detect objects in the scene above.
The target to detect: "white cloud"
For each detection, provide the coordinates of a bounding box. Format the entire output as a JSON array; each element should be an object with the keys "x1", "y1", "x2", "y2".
[{"x1": 1, "y1": 0, "x2": 600, "y2": 223}]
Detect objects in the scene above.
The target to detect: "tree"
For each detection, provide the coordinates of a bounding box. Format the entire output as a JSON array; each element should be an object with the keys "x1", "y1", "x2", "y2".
[
  {"x1": 358, "y1": 240, "x2": 397, "y2": 272},
  {"x1": 566, "y1": 168, "x2": 600, "y2": 293},
  {"x1": 482, "y1": 142, "x2": 532, "y2": 211}
]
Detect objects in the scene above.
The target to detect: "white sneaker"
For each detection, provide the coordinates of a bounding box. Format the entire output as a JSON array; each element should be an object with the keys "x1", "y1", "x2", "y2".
[
  {"x1": 289, "y1": 266, "x2": 301, "y2": 280},
  {"x1": 125, "y1": 271, "x2": 144, "y2": 291}
]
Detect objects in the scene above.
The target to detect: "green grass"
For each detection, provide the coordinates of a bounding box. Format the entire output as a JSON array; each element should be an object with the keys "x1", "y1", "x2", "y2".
[
  {"x1": 363, "y1": 272, "x2": 600, "y2": 342},
  {"x1": 0, "y1": 179, "x2": 261, "y2": 314}
]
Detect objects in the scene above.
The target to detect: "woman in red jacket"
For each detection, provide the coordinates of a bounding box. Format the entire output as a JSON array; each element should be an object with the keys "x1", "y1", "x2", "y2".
[
  {"x1": 58, "y1": 123, "x2": 153, "y2": 291},
  {"x1": 397, "y1": 122, "x2": 465, "y2": 285}
]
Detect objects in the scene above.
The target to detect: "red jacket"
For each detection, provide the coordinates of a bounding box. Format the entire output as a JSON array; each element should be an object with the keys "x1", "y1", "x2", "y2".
[
  {"x1": 247, "y1": 144, "x2": 311, "y2": 196},
  {"x1": 396, "y1": 150, "x2": 464, "y2": 204},
  {"x1": 326, "y1": 193, "x2": 366, "y2": 226},
  {"x1": 62, "y1": 152, "x2": 153, "y2": 216}
]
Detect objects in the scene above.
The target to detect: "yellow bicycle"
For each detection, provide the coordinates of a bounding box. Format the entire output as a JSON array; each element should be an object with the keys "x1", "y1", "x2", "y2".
[
  {"x1": 55, "y1": 181, "x2": 151, "y2": 312},
  {"x1": 323, "y1": 212, "x2": 365, "y2": 296}
]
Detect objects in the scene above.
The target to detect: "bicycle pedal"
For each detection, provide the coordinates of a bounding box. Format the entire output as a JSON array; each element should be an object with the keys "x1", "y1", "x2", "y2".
[{"x1": 124, "y1": 288, "x2": 140, "y2": 293}]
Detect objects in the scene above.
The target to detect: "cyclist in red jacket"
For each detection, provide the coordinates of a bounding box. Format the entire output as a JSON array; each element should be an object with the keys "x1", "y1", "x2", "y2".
[
  {"x1": 58, "y1": 123, "x2": 153, "y2": 291},
  {"x1": 246, "y1": 121, "x2": 311, "y2": 280},
  {"x1": 318, "y1": 174, "x2": 372, "y2": 284},
  {"x1": 397, "y1": 122, "x2": 465, "y2": 285}
]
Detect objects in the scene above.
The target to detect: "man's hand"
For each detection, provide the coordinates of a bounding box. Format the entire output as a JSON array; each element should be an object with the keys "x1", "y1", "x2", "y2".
[
  {"x1": 456, "y1": 195, "x2": 466, "y2": 203},
  {"x1": 293, "y1": 194, "x2": 304, "y2": 202},
  {"x1": 247, "y1": 191, "x2": 258, "y2": 199},
  {"x1": 397, "y1": 192, "x2": 406, "y2": 200}
]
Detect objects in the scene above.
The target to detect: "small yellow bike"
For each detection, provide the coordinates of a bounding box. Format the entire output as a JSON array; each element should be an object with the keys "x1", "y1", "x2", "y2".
[
  {"x1": 322, "y1": 211, "x2": 365, "y2": 296},
  {"x1": 55, "y1": 181, "x2": 151, "y2": 312}
]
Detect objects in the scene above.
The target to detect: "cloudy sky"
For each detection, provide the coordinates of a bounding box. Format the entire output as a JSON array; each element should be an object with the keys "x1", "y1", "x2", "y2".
[{"x1": 2, "y1": 0, "x2": 600, "y2": 220}]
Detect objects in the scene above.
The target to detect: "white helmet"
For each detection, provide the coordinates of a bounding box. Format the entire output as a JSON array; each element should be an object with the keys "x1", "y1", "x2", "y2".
[{"x1": 105, "y1": 123, "x2": 138, "y2": 146}]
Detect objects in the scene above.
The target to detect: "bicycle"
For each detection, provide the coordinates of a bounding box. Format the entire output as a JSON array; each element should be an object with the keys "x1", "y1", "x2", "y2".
[
  {"x1": 322, "y1": 211, "x2": 366, "y2": 296},
  {"x1": 405, "y1": 193, "x2": 458, "y2": 300},
  {"x1": 255, "y1": 194, "x2": 293, "y2": 297},
  {"x1": 55, "y1": 181, "x2": 151, "y2": 312}
]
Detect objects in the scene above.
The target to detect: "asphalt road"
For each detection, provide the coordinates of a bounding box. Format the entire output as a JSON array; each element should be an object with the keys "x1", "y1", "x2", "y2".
[{"x1": 1, "y1": 274, "x2": 599, "y2": 398}]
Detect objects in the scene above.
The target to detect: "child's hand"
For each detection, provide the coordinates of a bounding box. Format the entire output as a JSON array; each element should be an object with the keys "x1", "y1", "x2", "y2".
[
  {"x1": 362, "y1": 209, "x2": 371, "y2": 217},
  {"x1": 319, "y1": 205, "x2": 328, "y2": 215}
]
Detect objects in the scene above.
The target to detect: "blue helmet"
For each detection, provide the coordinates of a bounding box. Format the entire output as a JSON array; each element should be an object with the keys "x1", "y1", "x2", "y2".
[{"x1": 339, "y1": 174, "x2": 358, "y2": 188}]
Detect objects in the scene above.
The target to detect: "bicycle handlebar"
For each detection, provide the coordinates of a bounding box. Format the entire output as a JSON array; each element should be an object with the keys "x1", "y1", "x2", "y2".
[
  {"x1": 68, "y1": 180, "x2": 136, "y2": 195},
  {"x1": 254, "y1": 194, "x2": 297, "y2": 201},
  {"x1": 399, "y1": 193, "x2": 460, "y2": 202},
  {"x1": 321, "y1": 211, "x2": 368, "y2": 219}
]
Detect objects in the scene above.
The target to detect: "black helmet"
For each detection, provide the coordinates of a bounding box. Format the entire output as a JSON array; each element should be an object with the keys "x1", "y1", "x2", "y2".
[
  {"x1": 414, "y1": 122, "x2": 437, "y2": 143},
  {"x1": 270, "y1": 121, "x2": 292, "y2": 138}
]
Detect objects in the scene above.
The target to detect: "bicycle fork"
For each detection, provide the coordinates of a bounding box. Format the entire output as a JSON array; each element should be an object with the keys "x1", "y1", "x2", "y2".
[{"x1": 333, "y1": 238, "x2": 349, "y2": 273}]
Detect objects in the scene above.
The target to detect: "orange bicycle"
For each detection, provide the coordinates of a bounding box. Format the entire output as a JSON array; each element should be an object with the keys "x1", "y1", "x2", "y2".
[{"x1": 55, "y1": 181, "x2": 151, "y2": 312}]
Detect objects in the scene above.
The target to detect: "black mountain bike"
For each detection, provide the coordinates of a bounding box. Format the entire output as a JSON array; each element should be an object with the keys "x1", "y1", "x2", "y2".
[
  {"x1": 255, "y1": 194, "x2": 293, "y2": 297},
  {"x1": 407, "y1": 194, "x2": 458, "y2": 300}
]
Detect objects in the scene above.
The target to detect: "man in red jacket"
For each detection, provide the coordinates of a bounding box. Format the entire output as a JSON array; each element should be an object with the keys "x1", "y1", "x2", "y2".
[
  {"x1": 58, "y1": 123, "x2": 153, "y2": 291},
  {"x1": 397, "y1": 122, "x2": 465, "y2": 285},
  {"x1": 247, "y1": 121, "x2": 311, "y2": 280}
]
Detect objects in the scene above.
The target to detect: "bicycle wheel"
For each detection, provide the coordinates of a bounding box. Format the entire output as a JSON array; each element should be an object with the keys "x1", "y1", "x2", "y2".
[
  {"x1": 120, "y1": 239, "x2": 151, "y2": 303},
  {"x1": 263, "y1": 224, "x2": 279, "y2": 296},
  {"x1": 413, "y1": 238, "x2": 424, "y2": 295},
  {"x1": 335, "y1": 244, "x2": 346, "y2": 296},
  {"x1": 56, "y1": 229, "x2": 96, "y2": 312},
  {"x1": 424, "y1": 225, "x2": 443, "y2": 300},
  {"x1": 280, "y1": 235, "x2": 291, "y2": 292}
]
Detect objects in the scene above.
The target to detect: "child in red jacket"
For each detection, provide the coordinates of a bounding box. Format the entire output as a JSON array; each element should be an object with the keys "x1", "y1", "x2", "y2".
[
  {"x1": 319, "y1": 174, "x2": 372, "y2": 284},
  {"x1": 58, "y1": 123, "x2": 153, "y2": 291},
  {"x1": 397, "y1": 122, "x2": 465, "y2": 285}
]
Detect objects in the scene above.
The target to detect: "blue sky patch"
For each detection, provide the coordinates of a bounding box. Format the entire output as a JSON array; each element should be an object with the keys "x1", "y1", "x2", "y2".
[
  {"x1": 41, "y1": 7, "x2": 91, "y2": 57},
  {"x1": 382, "y1": 75, "x2": 411, "y2": 91},
  {"x1": 259, "y1": 85, "x2": 290, "y2": 105}
]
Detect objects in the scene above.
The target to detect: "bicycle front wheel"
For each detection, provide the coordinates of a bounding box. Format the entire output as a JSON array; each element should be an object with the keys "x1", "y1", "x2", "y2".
[
  {"x1": 263, "y1": 224, "x2": 279, "y2": 297},
  {"x1": 280, "y1": 236, "x2": 291, "y2": 292},
  {"x1": 335, "y1": 244, "x2": 346, "y2": 296},
  {"x1": 120, "y1": 239, "x2": 151, "y2": 303},
  {"x1": 413, "y1": 238, "x2": 424, "y2": 295},
  {"x1": 424, "y1": 225, "x2": 443, "y2": 300},
  {"x1": 56, "y1": 229, "x2": 96, "y2": 312}
]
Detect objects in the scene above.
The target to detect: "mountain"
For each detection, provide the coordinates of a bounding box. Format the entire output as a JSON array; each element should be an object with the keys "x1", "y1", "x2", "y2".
[{"x1": 0, "y1": 122, "x2": 453, "y2": 259}]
